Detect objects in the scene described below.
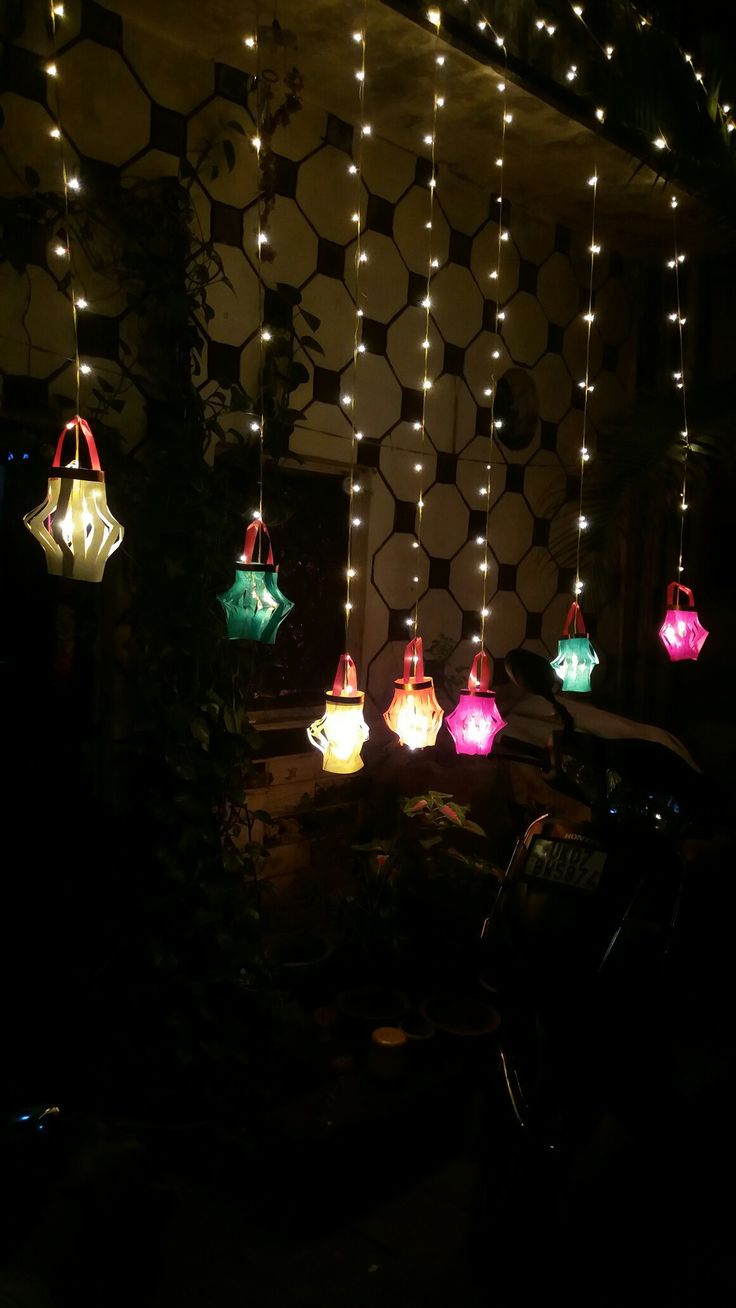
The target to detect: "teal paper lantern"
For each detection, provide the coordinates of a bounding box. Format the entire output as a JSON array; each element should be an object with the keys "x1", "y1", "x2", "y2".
[
  {"x1": 218, "y1": 519, "x2": 293, "y2": 644},
  {"x1": 550, "y1": 602, "x2": 599, "y2": 693}
]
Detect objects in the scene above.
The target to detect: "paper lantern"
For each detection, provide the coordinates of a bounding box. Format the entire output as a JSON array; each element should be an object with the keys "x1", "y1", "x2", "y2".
[
  {"x1": 551, "y1": 601, "x2": 599, "y2": 693},
  {"x1": 383, "y1": 637, "x2": 444, "y2": 750},
  {"x1": 218, "y1": 519, "x2": 293, "y2": 643},
  {"x1": 658, "y1": 582, "x2": 708, "y2": 662},
  {"x1": 446, "y1": 649, "x2": 506, "y2": 756},
  {"x1": 23, "y1": 416, "x2": 123, "y2": 583},
  {"x1": 307, "y1": 653, "x2": 369, "y2": 774}
]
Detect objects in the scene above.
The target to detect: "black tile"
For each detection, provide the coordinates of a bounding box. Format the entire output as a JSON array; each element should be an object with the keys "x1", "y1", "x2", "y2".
[
  {"x1": 400, "y1": 388, "x2": 423, "y2": 424},
  {"x1": 388, "y1": 609, "x2": 414, "y2": 641},
  {"x1": 361, "y1": 317, "x2": 387, "y2": 356},
  {"x1": 77, "y1": 313, "x2": 119, "y2": 361},
  {"x1": 610, "y1": 250, "x2": 625, "y2": 280},
  {"x1": 312, "y1": 366, "x2": 341, "y2": 405},
  {"x1": 271, "y1": 153, "x2": 298, "y2": 199},
  {"x1": 4, "y1": 44, "x2": 47, "y2": 103},
  {"x1": 497, "y1": 563, "x2": 517, "y2": 591},
  {"x1": 475, "y1": 405, "x2": 492, "y2": 437},
  {"x1": 566, "y1": 474, "x2": 580, "y2": 502},
  {"x1": 415, "y1": 157, "x2": 434, "y2": 188},
  {"x1": 393, "y1": 499, "x2": 417, "y2": 534},
  {"x1": 532, "y1": 518, "x2": 550, "y2": 547},
  {"x1": 211, "y1": 201, "x2": 243, "y2": 247},
  {"x1": 356, "y1": 440, "x2": 380, "y2": 468},
  {"x1": 602, "y1": 342, "x2": 618, "y2": 372},
  {"x1": 79, "y1": 156, "x2": 121, "y2": 199},
  {"x1": 316, "y1": 238, "x2": 345, "y2": 280},
  {"x1": 448, "y1": 229, "x2": 472, "y2": 268},
  {"x1": 571, "y1": 386, "x2": 586, "y2": 411},
  {"x1": 443, "y1": 342, "x2": 464, "y2": 377},
  {"x1": 468, "y1": 509, "x2": 487, "y2": 540},
  {"x1": 435, "y1": 452, "x2": 457, "y2": 485},
  {"x1": 150, "y1": 103, "x2": 187, "y2": 157},
  {"x1": 518, "y1": 259, "x2": 537, "y2": 295},
  {"x1": 3, "y1": 215, "x2": 46, "y2": 267},
  {"x1": 208, "y1": 340, "x2": 241, "y2": 385},
  {"x1": 547, "y1": 322, "x2": 564, "y2": 354},
  {"x1": 558, "y1": 567, "x2": 576, "y2": 596},
  {"x1": 2, "y1": 374, "x2": 48, "y2": 414},
  {"x1": 325, "y1": 114, "x2": 353, "y2": 154},
  {"x1": 525, "y1": 611, "x2": 543, "y2": 639},
  {"x1": 505, "y1": 464, "x2": 524, "y2": 493},
  {"x1": 461, "y1": 611, "x2": 480, "y2": 641},
  {"x1": 80, "y1": 1, "x2": 123, "y2": 49},
  {"x1": 539, "y1": 421, "x2": 557, "y2": 452},
  {"x1": 215, "y1": 63, "x2": 251, "y2": 105},
  {"x1": 483, "y1": 299, "x2": 499, "y2": 331},
  {"x1": 264, "y1": 286, "x2": 292, "y2": 329},
  {"x1": 365, "y1": 194, "x2": 394, "y2": 237},
  {"x1": 428, "y1": 557, "x2": 451, "y2": 589},
  {"x1": 554, "y1": 223, "x2": 572, "y2": 255},
  {"x1": 408, "y1": 271, "x2": 427, "y2": 308}
]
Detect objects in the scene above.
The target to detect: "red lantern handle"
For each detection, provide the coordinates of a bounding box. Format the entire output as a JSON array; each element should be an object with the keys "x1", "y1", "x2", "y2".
[
  {"x1": 52, "y1": 416, "x2": 102, "y2": 471},
  {"x1": 332, "y1": 653, "x2": 358, "y2": 695},
  {"x1": 467, "y1": 649, "x2": 491, "y2": 693},
  {"x1": 666, "y1": 582, "x2": 694, "y2": 610},
  {"x1": 562, "y1": 601, "x2": 586, "y2": 637},
  {"x1": 242, "y1": 519, "x2": 275, "y2": 565},
  {"x1": 403, "y1": 637, "x2": 425, "y2": 681}
]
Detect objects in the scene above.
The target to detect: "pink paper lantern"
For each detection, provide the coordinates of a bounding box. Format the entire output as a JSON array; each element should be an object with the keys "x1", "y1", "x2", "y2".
[
  {"x1": 658, "y1": 582, "x2": 709, "y2": 662},
  {"x1": 446, "y1": 650, "x2": 506, "y2": 757}
]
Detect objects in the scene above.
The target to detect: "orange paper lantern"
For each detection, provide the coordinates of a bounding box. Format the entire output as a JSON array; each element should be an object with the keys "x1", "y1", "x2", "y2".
[{"x1": 383, "y1": 637, "x2": 444, "y2": 750}]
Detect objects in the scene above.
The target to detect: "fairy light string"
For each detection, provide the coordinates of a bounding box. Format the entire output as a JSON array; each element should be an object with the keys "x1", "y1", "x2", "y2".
[
  {"x1": 572, "y1": 169, "x2": 599, "y2": 617},
  {"x1": 668, "y1": 195, "x2": 691, "y2": 586},
  {"x1": 409, "y1": 5, "x2": 445, "y2": 647},
  {"x1": 247, "y1": 4, "x2": 269, "y2": 556}
]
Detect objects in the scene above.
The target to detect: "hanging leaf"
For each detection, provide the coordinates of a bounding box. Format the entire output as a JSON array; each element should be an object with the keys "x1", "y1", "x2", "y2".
[
  {"x1": 226, "y1": 119, "x2": 246, "y2": 135},
  {"x1": 300, "y1": 335, "x2": 324, "y2": 355},
  {"x1": 300, "y1": 308, "x2": 321, "y2": 332},
  {"x1": 222, "y1": 140, "x2": 236, "y2": 173},
  {"x1": 276, "y1": 281, "x2": 301, "y2": 306}
]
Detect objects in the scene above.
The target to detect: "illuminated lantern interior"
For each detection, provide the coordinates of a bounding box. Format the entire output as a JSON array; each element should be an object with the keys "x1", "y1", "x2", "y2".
[
  {"x1": 23, "y1": 416, "x2": 124, "y2": 583},
  {"x1": 658, "y1": 582, "x2": 708, "y2": 662},
  {"x1": 446, "y1": 649, "x2": 507, "y2": 756},
  {"x1": 383, "y1": 637, "x2": 444, "y2": 750},
  {"x1": 551, "y1": 601, "x2": 599, "y2": 693},
  {"x1": 307, "y1": 653, "x2": 369, "y2": 774},
  {"x1": 218, "y1": 519, "x2": 293, "y2": 644}
]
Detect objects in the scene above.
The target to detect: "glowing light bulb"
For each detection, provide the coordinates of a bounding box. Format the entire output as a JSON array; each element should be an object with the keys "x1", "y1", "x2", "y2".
[
  {"x1": 68, "y1": 176, "x2": 81, "y2": 191},
  {"x1": 414, "y1": 463, "x2": 423, "y2": 472},
  {"x1": 605, "y1": 45, "x2": 614, "y2": 59},
  {"x1": 424, "y1": 134, "x2": 434, "y2": 145},
  {"x1": 257, "y1": 232, "x2": 268, "y2": 246},
  {"x1": 573, "y1": 5, "x2": 583, "y2": 15},
  {"x1": 79, "y1": 363, "x2": 91, "y2": 374},
  {"x1": 504, "y1": 112, "x2": 513, "y2": 124},
  {"x1": 250, "y1": 421, "x2": 260, "y2": 433},
  {"x1": 50, "y1": 126, "x2": 61, "y2": 139},
  {"x1": 341, "y1": 394, "x2": 352, "y2": 406},
  {"x1": 355, "y1": 431, "x2": 364, "y2": 441},
  {"x1": 361, "y1": 124, "x2": 372, "y2": 136},
  {"x1": 654, "y1": 136, "x2": 667, "y2": 150},
  {"x1": 476, "y1": 536, "x2": 484, "y2": 545},
  {"x1": 348, "y1": 163, "x2": 358, "y2": 175},
  {"x1": 54, "y1": 244, "x2": 67, "y2": 257},
  {"x1": 352, "y1": 517, "x2": 362, "y2": 527},
  {"x1": 244, "y1": 35, "x2": 256, "y2": 48},
  {"x1": 46, "y1": 62, "x2": 58, "y2": 77},
  {"x1": 53, "y1": 3, "x2": 65, "y2": 14},
  {"x1": 261, "y1": 329, "x2": 272, "y2": 342},
  {"x1": 566, "y1": 66, "x2": 578, "y2": 81},
  {"x1": 355, "y1": 69, "x2": 365, "y2": 81},
  {"x1": 75, "y1": 297, "x2": 88, "y2": 309},
  {"x1": 595, "y1": 107, "x2": 605, "y2": 122},
  {"x1": 252, "y1": 135, "x2": 262, "y2": 149},
  {"x1": 427, "y1": 7, "x2": 441, "y2": 25}
]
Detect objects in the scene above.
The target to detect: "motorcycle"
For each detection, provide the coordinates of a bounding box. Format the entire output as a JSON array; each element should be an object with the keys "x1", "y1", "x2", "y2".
[{"x1": 471, "y1": 649, "x2": 724, "y2": 1307}]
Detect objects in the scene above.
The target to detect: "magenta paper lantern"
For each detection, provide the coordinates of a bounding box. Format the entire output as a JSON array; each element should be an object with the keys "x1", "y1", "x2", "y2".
[
  {"x1": 446, "y1": 649, "x2": 506, "y2": 757},
  {"x1": 658, "y1": 582, "x2": 709, "y2": 662},
  {"x1": 384, "y1": 637, "x2": 444, "y2": 750}
]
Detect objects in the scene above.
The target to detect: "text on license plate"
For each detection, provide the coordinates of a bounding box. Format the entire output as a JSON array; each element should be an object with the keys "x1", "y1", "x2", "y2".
[{"x1": 524, "y1": 837, "x2": 606, "y2": 891}]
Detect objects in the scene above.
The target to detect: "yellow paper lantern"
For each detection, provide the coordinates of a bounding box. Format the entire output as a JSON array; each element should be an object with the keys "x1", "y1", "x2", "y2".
[
  {"x1": 23, "y1": 416, "x2": 123, "y2": 583},
  {"x1": 383, "y1": 637, "x2": 444, "y2": 750},
  {"x1": 307, "y1": 653, "x2": 369, "y2": 774}
]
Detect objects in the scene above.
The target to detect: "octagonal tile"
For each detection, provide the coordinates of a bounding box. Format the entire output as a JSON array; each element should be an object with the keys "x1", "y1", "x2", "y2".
[
  {"x1": 59, "y1": 42, "x2": 149, "y2": 166},
  {"x1": 387, "y1": 306, "x2": 439, "y2": 388},
  {"x1": 449, "y1": 539, "x2": 498, "y2": 611},
  {"x1": 361, "y1": 138, "x2": 415, "y2": 202},
  {"x1": 0, "y1": 94, "x2": 74, "y2": 195},
  {"x1": 532, "y1": 354, "x2": 572, "y2": 423},
  {"x1": 524, "y1": 464, "x2": 566, "y2": 517},
  {"x1": 188, "y1": 102, "x2": 257, "y2": 207},
  {"x1": 418, "y1": 587, "x2": 463, "y2": 649},
  {"x1": 297, "y1": 145, "x2": 356, "y2": 245},
  {"x1": 205, "y1": 246, "x2": 259, "y2": 346},
  {"x1": 463, "y1": 333, "x2": 503, "y2": 404},
  {"x1": 471, "y1": 219, "x2": 520, "y2": 304},
  {"x1": 374, "y1": 533, "x2": 428, "y2": 610},
  {"x1": 24, "y1": 266, "x2": 75, "y2": 377},
  {"x1": 548, "y1": 500, "x2": 579, "y2": 570},
  {"x1": 512, "y1": 206, "x2": 555, "y2": 264},
  {"x1": 394, "y1": 184, "x2": 450, "y2": 275},
  {"x1": 299, "y1": 274, "x2": 355, "y2": 370},
  {"x1": 420, "y1": 483, "x2": 470, "y2": 558},
  {"x1": 439, "y1": 173, "x2": 489, "y2": 235},
  {"x1": 380, "y1": 436, "x2": 436, "y2": 502},
  {"x1": 122, "y1": 148, "x2": 180, "y2": 182},
  {"x1": 270, "y1": 102, "x2": 327, "y2": 163},
  {"x1": 456, "y1": 434, "x2": 503, "y2": 509},
  {"x1": 485, "y1": 591, "x2": 528, "y2": 660},
  {"x1": 424, "y1": 374, "x2": 477, "y2": 453},
  {"x1": 430, "y1": 264, "x2": 482, "y2": 346},
  {"x1": 266, "y1": 198, "x2": 319, "y2": 290},
  {"x1": 563, "y1": 319, "x2": 603, "y2": 384},
  {"x1": 345, "y1": 231, "x2": 408, "y2": 324},
  {"x1": 517, "y1": 547, "x2": 560, "y2": 612},
  {"x1": 503, "y1": 291, "x2": 547, "y2": 367},
  {"x1": 353, "y1": 352, "x2": 402, "y2": 439},
  {"x1": 594, "y1": 278, "x2": 632, "y2": 345},
  {"x1": 124, "y1": 24, "x2": 214, "y2": 111},
  {"x1": 537, "y1": 252, "x2": 579, "y2": 326},
  {"x1": 488, "y1": 492, "x2": 534, "y2": 564}
]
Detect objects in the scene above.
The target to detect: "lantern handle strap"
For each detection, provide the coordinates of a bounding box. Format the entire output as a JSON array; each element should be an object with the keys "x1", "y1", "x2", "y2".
[
  {"x1": 332, "y1": 653, "x2": 358, "y2": 696},
  {"x1": 468, "y1": 649, "x2": 491, "y2": 693},
  {"x1": 242, "y1": 519, "x2": 275, "y2": 566},
  {"x1": 666, "y1": 581, "x2": 694, "y2": 610},
  {"x1": 52, "y1": 416, "x2": 102, "y2": 471},
  {"x1": 403, "y1": 637, "x2": 425, "y2": 682},
  {"x1": 562, "y1": 601, "x2": 586, "y2": 637}
]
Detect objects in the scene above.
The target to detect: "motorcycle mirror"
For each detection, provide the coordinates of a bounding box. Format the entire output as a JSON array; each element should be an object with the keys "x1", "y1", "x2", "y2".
[{"x1": 504, "y1": 648, "x2": 561, "y2": 701}]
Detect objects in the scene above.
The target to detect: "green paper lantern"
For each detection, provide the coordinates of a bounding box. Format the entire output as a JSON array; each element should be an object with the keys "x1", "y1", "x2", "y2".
[
  {"x1": 550, "y1": 602, "x2": 599, "y2": 693},
  {"x1": 218, "y1": 519, "x2": 293, "y2": 644}
]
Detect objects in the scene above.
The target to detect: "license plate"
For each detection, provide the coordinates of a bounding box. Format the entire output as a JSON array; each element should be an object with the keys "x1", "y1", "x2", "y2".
[{"x1": 523, "y1": 836, "x2": 606, "y2": 891}]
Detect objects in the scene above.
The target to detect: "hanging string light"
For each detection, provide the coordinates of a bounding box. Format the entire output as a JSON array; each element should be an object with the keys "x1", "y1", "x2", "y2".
[
  {"x1": 24, "y1": 4, "x2": 124, "y2": 580},
  {"x1": 308, "y1": 3, "x2": 370, "y2": 772},
  {"x1": 446, "y1": 53, "x2": 509, "y2": 756},
  {"x1": 551, "y1": 170, "x2": 599, "y2": 692},
  {"x1": 657, "y1": 196, "x2": 708, "y2": 661},
  {"x1": 220, "y1": 5, "x2": 292, "y2": 642},
  {"x1": 383, "y1": 4, "x2": 445, "y2": 750}
]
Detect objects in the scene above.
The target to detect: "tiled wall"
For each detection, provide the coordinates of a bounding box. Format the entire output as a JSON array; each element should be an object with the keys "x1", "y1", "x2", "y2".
[{"x1": 1, "y1": 1, "x2": 637, "y2": 717}]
